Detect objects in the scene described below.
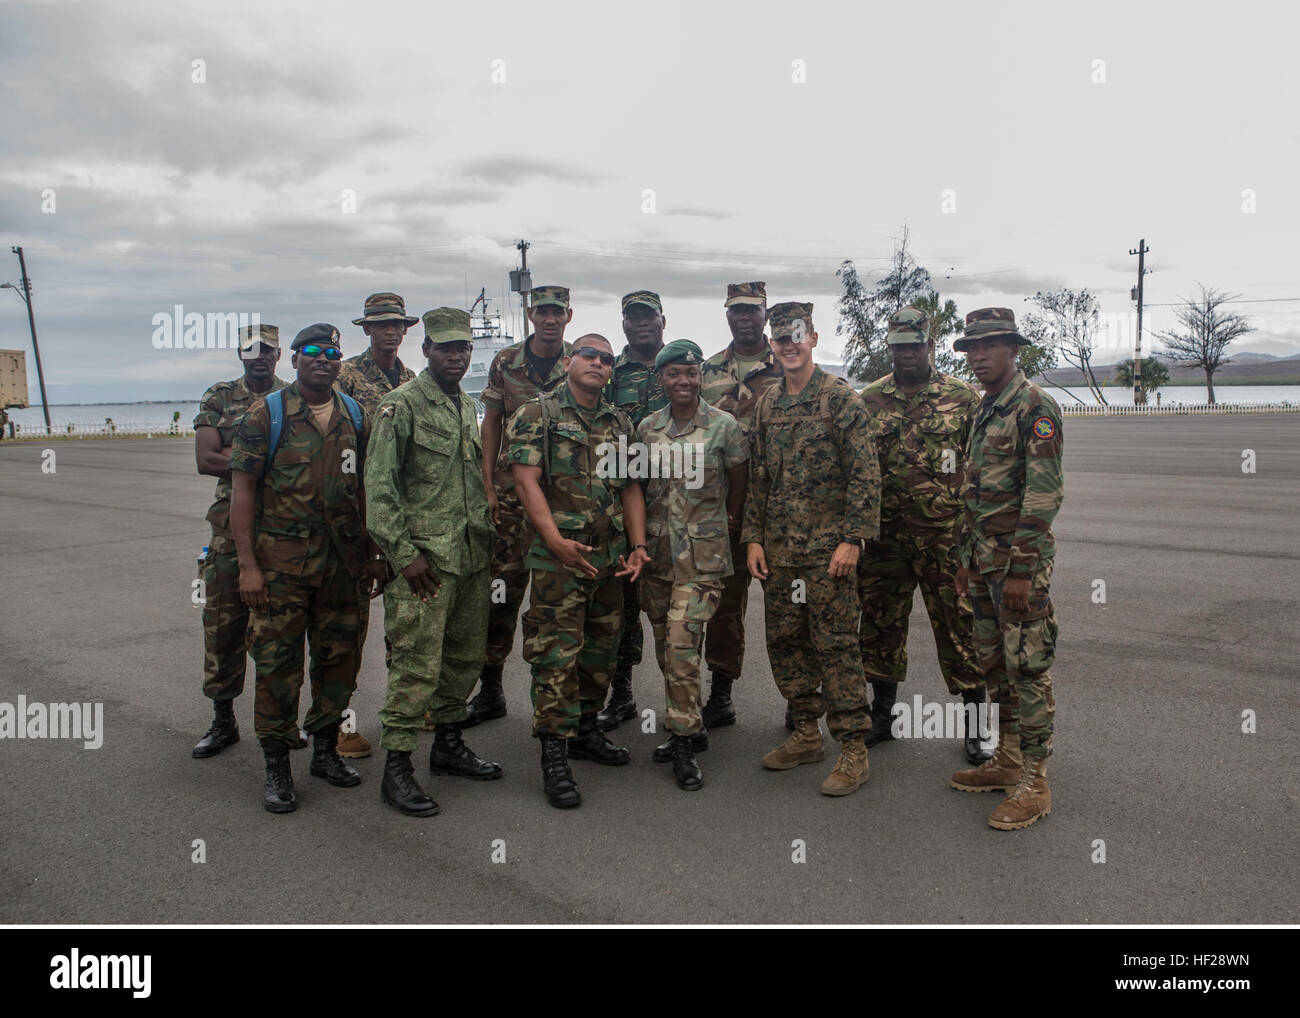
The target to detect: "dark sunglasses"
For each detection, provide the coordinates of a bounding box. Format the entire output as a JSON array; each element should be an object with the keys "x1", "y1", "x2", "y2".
[
  {"x1": 573, "y1": 346, "x2": 615, "y2": 366},
  {"x1": 298, "y1": 344, "x2": 342, "y2": 360}
]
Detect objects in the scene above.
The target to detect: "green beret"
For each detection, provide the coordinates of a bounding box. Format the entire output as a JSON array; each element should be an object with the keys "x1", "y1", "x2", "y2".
[{"x1": 654, "y1": 339, "x2": 704, "y2": 371}]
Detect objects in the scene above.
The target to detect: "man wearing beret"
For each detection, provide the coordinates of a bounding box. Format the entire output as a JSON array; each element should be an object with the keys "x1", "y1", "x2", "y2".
[
  {"x1": 743, "y1": 303, "x2": 880, "y2": 796},
  {"x1": 332, "y1": 292, "x2": 419, "y2": 759},
  {"x1": 507, "y1": 334, "x2": 651, "y2": 808},
  {"x1": 949, "y1": 308, "x2": 1064, "y2": 830},
  {"x1": 858, "y1": 307, "x2": 989, "y2": 763},
  {"x1": 635, "y1": 340, "x2": 748, "y2": 790},
  {"x1": 597, "y1": 290, "x2": 670, "y2": 732},
  {"x1": 468, "y1": 284, "x2": 574, "y2": 728},
  {"x1": 190, "y1": 323, "x2": 286, "y2": 758},
  {"x1": 230, "y1": 324, "x2": 386, "y2": 813},
  {"x1": 365, "y1": 308, "x2": 502, "y2": 817},
  {"x1": 698, "y1": 281, "x2": 784, "y2": 729}
]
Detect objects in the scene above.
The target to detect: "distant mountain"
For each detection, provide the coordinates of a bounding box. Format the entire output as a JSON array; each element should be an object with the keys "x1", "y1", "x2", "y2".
[{"x1": 1038, "y1": 357, "x2": 1300, "y2": 386}]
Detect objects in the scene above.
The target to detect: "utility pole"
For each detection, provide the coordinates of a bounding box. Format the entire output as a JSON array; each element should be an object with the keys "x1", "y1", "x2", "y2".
[
  {"x1": 510, "y1": 239, "x2": 531, "y2": 346},
  {"x1": 9, "y1": 247, "x2": 52, "y2": 433},
  {"x1": 1128, "y1": 239, "x2": 1150, "y2": 405}
]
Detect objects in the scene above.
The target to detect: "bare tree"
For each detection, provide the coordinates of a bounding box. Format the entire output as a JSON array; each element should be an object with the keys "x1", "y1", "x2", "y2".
[
  {"x1": 1156, "y1": 285, "x2": 1251, "y2": 404},
  {"x1": 1022, "y1": 288, "x2": 1106, "y2": 404}
]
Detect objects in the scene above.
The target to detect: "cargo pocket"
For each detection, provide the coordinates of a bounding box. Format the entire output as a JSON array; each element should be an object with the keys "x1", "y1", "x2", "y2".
[{"x1": 687, "y1": 520, "x2": 728, "y2": 574}]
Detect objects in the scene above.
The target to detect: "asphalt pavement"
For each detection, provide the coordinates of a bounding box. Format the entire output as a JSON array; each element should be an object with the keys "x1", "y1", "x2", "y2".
[{"x1": 0, "y1": 415, "x2": 1297, "y2": 924}]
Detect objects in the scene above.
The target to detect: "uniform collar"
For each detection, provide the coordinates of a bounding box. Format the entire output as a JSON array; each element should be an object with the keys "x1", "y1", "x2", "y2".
[
  {"x1": 780, "y1": 363, "x2": 826, "y2": 399},
  {"x1": 880, "y1": 368, "x2": 943, "y2": 400},
  {"x1": 512, "y1": 335, "x2": 571, "y2": 372},
  {"x1": 283, "y1": 381, "x2": 345, "y2": 421},
  {"x1": 558, "y1": 380, "x2": 615, "y2": 420},
  {"x1": 359, "y1": 347, "x2": 407, "y2": 379},
  {"x1": 986, "y1": 370, "x2": 1029, "y2": 411},
  {"x1": 646, "y1": 397, "x2": 712, "y2": 437},
  {"x1": 415, "y1": 367, "x2": 462, "y2": 408}
]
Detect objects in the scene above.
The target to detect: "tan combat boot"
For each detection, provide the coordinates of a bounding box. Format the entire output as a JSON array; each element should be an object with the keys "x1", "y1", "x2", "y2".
[
  {"x1": 761, "y1": 718, "x2": 825, "y2": 770},
  {"x1": 336, "y1": 729, "x2": 372, "y2": 759},
  {"x1": 988, "y1": 755, "x2": 1051, "y2": 830},
  {"x1": 820, "y1": 738, "x2": 869, "y2": 796},
  {"x1": 950, "y1": 732, "x2": 1021, "y2": 792}
]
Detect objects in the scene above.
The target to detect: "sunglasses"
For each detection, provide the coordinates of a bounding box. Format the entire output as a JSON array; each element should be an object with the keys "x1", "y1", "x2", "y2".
[
  {"x1": 298, "y1": 345, "x2": 343, "y2": 360},
  {"x1": 573, "y1": 346, "x2": 615, "y2": 366}
]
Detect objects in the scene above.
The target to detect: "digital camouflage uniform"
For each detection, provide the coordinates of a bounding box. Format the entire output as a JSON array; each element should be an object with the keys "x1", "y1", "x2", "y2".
[
  {"x1": 366, "y1": 367, "x2": 494, "y2": 753},
  {"x1": 742, "y1": 361, "x2": 880, "y2": 741},
  {"x1": 698, "y1": 292, "x2": 783, "y2": 684},
  {"x1": 230, "y1": 383, "x2": 369, "y2": 747},
  {"x1": 858, "y1": 369, "x2": 983, "y2": 694},
  {"x1": 507, "y1": 384, "x2": 634, "y2": 738},
  {"x1": 335, "y1": 343, "x2": 416, "y2": 660},
  {"x1": 636, "y1": 396, "x2": 747, "y2": 736},
  {"x1": 194, "y1": 373, "x2": 285, "y2": 701},
  {"x1": 961, "y1": 369, "x2": 1063, "y2": 760},
  {"x1": 482, "y1": 335, "x2": 572, "y2": 667},
  {"x1": 604, "y1": 291, "x2": 670, "y2": 677}
]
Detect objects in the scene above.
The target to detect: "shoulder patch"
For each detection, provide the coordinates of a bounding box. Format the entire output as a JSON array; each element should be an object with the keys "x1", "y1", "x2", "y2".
[
  {"x1": 380, "y1": 405, "x2": 395, "y2": 418},
  {"x1": 1032, "y1": 416, "x2": 1056, "y2": 439}
]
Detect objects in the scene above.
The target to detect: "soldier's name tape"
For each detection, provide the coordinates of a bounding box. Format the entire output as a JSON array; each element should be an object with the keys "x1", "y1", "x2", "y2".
[
  {"x1": 594, "y1": 436, "x2": 706, "y2": 489},
  {"x1": 0, "y1": 696, "x2": 105, "y2": 749},
  {"x1": 890, "y1": 696, "x2": 997, "y2": 742}
]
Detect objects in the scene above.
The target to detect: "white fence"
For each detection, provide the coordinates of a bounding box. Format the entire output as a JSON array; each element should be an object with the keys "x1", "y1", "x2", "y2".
[
  {"x1": 9, "y1": 423, "x2": 195, "y2": 438},
  {"x1": 1060, "y1": 402, "x2": 1298, "y2": 416}
]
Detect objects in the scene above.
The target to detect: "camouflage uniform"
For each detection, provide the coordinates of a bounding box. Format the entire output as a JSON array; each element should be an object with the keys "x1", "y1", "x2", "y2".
[
  {"x1": 636, "y1": 395, "x2": 747, "y2": 735},
  {"x1": 604, "y1": 292, "x2": 670, "y2": 677},
  {"x1": 858, "y1": 369, "x2": 982, "y2": 694},
  {"x1": 482, "y1": 336, "x2": 572, "y2": 667},
  {"x1": 365, "y1": 367, "x2": 494, "y2": 753},
  {"x1": 742, "y1": 360, "x2": 880, "y2": 741},
  {"x1": 961, "y1": 369, "x2": 1064, "y2": 760},
  {"x1": 230, "y1": 383, "x2": 369, "y2": 747},
  {"x1": 194, "y1": 373, "x2": 285, "y2": 701},
  {"x1": 698, "y1": 285, "x2": 784, "y2": 684},
  {"x1": 506, "y1": 384, "x2": 634, "y2": 738}
]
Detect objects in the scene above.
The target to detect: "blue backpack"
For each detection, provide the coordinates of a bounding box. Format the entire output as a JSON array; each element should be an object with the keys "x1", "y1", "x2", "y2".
[{"x1": 262, "y1": 389, "x2": 364, "y2": 478}]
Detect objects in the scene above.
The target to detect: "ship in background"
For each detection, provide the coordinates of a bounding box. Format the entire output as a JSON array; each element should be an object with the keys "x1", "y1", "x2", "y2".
[{"x1": 464, "y1": 287, "x2": 514, "y2": 406}]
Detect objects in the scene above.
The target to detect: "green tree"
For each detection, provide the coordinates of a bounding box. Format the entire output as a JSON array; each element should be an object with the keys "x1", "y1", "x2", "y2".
[
  {"x1": 1155, "y1": 285, "x2": 1251, "y2": 404},
  {"x1": 909, "y1": 291, "x2": 965, "y2": 375},
  {"x1": 1114, "y1": 357, "x2": 1169, "y2": 403}
]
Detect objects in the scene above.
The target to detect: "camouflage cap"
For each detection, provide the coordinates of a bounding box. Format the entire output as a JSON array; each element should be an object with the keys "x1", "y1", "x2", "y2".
[
  {"x1": 886, "y1": 307, "x2": 929, "y2": 346},
  {"x1": 952, "y1": 307, "x2": 1030, "y2": 351},
  {"x1": 725, "y1": 281, "x2": 767, "y2": 308},
  {"x1": 291, "y1": 323, "x2": 342, "y2": 351},
  {"x1": 423, "y1": 307, "x2": 473, "y2": 345},
  {"x1": 237, "y1": 323, "x2": 279, "y2": 350},
  {"x1": 654, "y1": 339, "x2": 704, "y2": 371},
  {"x1": 622, "y1": 290, "x2": 663, "y2": 314},
  {"x1": 530, "y1": 285, "x2": 570, "y2": 309},
  {"x1": 352, "y1": 292, "x2": 419, "y2": 327},
  {"x1": 767, "y1": 301, "x2": 815, "y2": 341}
]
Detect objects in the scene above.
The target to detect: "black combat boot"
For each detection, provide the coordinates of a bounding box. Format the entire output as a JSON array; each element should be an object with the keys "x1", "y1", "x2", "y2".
[
  {"x1": 192, "y1": 698, "x2": 238, "y2": 758},
  {"x1": 962, "y1": 687, "x2": 995, "y2": 764},
  {"x1": 463, "y1": 663, "x2": 507, "y2": 728},
  {"x1": 262, "y1": 739, "x2": 297, "y2": 813},
  {"x1": 381, "y1": 750, "x2": 440, "y2": 817},
  {"x1": 652, "y1": 729, "x2": 709, "y2": 762},
  {"x1": 669, "y1": 733, "x2": 704, "y2": 792},
  {"x1": 569, "y1": 714, "x2": 630, "y2": 765},
  {"x1": 430, "y1": 723, "x2": 504, "y2": 780},
  {"x1": 308, "y1": 724, "x2": 362, "y2": 787},
  {"x1": 596, "y1": 669, "x2": 637, "y2": 730},
  {"x1": 863, "y1": 681, "x2": 898, "y2": 747},
  {"x1": 540, "y1": 736, "x2": 581, "y2": 809},
  {"x1": 700, "y1": 672, "x2": 737, "y2": 729}
]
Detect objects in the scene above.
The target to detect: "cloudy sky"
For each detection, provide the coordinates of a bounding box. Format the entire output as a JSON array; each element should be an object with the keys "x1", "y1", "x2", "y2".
[{"x1": 2, "y1": 0, "x2": 1298, "y2": 403}]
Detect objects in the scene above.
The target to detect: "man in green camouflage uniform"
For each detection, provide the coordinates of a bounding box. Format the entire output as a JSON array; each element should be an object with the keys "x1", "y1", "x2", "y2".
[
  {"x1": 597, "y1": 290, "x2": 669, "y2": 730},
  {"x1": 858, "y1": 307, "x2": 989, "y2": 763},
  {"x1": 636, "y1": 340, "x2": 748, "y2": 791},
  {"x1": 332, "y1": 292, "x2": 419, "y2": 757},
  {"x1": 230, "y1": 324, "x2": 386, "y2": 813},
  {"x1": 365, "y1": 308, "x2": 502, "y2": 818},
  {"x1": 507, "y1": 334, "x2": 651, "y2": 809},
  {"x1": 948, "y1": 308, "x2": 1064, "y2": 830},
  {"x1": 467, "y1": 284, "x2": 574, "y2": 727},
  {"x1": 698, "y1": 281, "x2": 784, "y2": 728},
  {"x1": 190, "y1": 323, "x2": 286, "y2": 758},
  {"x1": 743, "y1": 303, "x2": 880, "y2": 797}
]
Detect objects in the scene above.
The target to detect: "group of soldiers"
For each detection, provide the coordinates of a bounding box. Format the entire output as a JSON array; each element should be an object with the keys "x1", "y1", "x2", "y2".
[{"x1": 189, "y1": 280, "x2": 1064, "y2": 831}]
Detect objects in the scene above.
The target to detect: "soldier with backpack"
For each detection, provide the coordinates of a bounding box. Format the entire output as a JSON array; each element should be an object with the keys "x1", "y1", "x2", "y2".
[{"x1": 229, "y1": 324, "x2": 387, "y2": 814}]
